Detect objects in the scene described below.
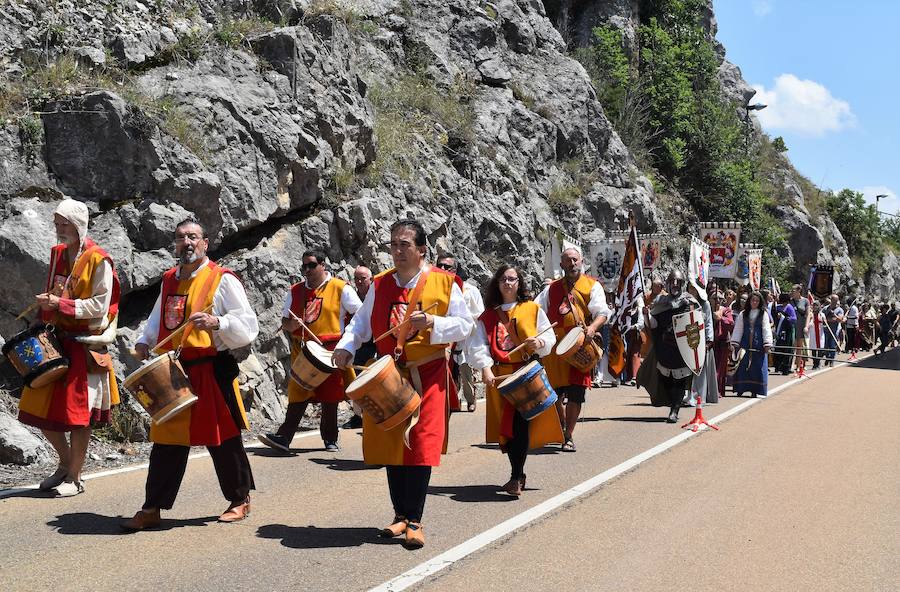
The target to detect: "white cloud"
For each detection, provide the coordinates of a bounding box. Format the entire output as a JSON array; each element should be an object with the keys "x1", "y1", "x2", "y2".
[
  {"x1": 860, "y1": 186, "x2": 899, "y2": 214},
  {"x1": 751, "y1": 74, "x2": 856, "y2": 136},
  {"x1": 752, "y1": 1, "x2": 773, "y2": 17}
]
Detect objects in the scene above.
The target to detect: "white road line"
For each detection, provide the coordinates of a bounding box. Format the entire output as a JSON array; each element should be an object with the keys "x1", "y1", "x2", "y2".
[
  {"x1": 0, "y1": 429, "x2": 322, "y2": 500},
  {"x1": 370, "y1": 355, "x2": 870, "y2": 592}
]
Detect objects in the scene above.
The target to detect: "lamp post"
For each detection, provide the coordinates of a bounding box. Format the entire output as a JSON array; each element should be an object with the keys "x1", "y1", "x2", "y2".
[{"x1": 744, "y1": 103, "x2": 768, "y2": 176}]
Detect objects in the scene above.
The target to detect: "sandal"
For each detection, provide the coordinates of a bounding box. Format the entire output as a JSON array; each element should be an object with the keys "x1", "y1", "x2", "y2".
[{"x1": 562, "y1": 438, "x2": 576, "y2": 452}]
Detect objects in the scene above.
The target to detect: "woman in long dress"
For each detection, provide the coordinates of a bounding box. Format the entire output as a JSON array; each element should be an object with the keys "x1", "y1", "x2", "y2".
[{"x1": 730, "y1": 291, "x2": 773, "y2": 397}]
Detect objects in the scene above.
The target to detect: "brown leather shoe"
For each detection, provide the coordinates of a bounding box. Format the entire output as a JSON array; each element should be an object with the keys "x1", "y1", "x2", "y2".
[
  {"x1": 380, "y1": 515, "x2": 408, "y2": 538},
  {"x1": 218, "y1": 497, "x2": 250, "y2": 523},
  {"x1": 122, "y1": 509, "x2": 161, "y2": 531},
  {"x1": 403, "y1": 521, "x2": 424, "y2": 549},
  {"x1": 502, "y1": 477, "x2": 522, "y2": 497}
]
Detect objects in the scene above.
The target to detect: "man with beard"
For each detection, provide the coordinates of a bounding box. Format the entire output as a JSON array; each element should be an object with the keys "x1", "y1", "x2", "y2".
[
  {"x1": 333, "y1": 218, "x2": 473, "y2": 550},
  {"x1": 123, "y1": 219, "x2": 259, "y2": 530},
  {"x1": 535, "y1": 247, "x2": 610, "y2": 451},
  {"x1": 643, "y1": 270, "x2": 699, "y2": 422},
  {"x1": 17, "y1": 199, "x2": 121, "y2": 497}
]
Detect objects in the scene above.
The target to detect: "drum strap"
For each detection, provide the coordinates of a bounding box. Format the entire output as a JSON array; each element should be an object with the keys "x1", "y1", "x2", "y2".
[
  {"x1": 399, "y1": 348, "x2": 449, "y2": 449},
  {"x1": 177, "y1": 265, "x2": 222, "y2": 355},
  {"x1": 394, "y1": 266, "x2": 432, "y2": 359}
]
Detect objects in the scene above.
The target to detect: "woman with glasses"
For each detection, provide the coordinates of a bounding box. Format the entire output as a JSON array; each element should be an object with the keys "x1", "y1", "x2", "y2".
[{"x1": 465, "y1": 264, "x2": 561, "y2": 497}]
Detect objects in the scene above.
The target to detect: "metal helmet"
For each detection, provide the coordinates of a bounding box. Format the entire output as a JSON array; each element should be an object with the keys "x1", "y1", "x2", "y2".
[{"x1": 666, "y1": 270, "x2": 685, "y2": 297}]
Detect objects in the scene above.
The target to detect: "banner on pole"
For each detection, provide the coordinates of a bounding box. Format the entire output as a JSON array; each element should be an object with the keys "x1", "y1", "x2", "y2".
[
  {"x1": 639, "y1": 234, "x2": 662, "y2": 273},
  {"x1": 608, "y1": 225, "x2": 645, "y2": 376},
  {"x1": 747, "y1": 248, "x2": 763, "y2": 291},
  {"x1": 587, "y1": 239, "x2": 626, "y2": 292},
  {"x1": 807, "y1": 265, "x2": 834, "y2": 299},
  {"x1": 543, "y1": 229, "x2": 582, "y2": 280},
  {"x1": 699, "y1": 222, "x2": 741, "y2": 279},
  {"x1": 688, "y1": 236, "x2": 710, "y2": 300}
]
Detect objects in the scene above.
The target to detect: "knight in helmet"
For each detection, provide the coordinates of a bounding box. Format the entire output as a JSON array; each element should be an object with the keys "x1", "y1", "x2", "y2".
[{"x1": 641, "y1": 270, "x2": 699, "y2": 422}]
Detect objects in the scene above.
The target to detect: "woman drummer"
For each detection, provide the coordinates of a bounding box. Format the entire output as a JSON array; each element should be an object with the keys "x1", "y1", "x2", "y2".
[{"x1": 465, "y1": 264, "x2": 562, "y2": 497}]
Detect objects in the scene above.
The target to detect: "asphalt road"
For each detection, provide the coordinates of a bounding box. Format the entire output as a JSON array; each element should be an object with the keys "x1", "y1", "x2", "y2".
[{"x1": 1, "y1": 350, "x2": 897, "y2": 592}]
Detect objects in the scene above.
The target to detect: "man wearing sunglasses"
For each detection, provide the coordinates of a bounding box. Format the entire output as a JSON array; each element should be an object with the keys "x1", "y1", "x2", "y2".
[
  {"x1": 259, "y1": 250, "x2": 362, "y2": 453},
  {"x1": 333, "y1": 218, "x2": 474, "y2": 550},
  {"x1": 436, "y1": 254, "x2": 484, "y2": 412}
]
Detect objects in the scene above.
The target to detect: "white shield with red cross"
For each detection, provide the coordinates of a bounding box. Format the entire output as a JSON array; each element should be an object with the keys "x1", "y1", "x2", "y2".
[{"x1": 672, "y1": 309, "x2": 706, "y2": 376}]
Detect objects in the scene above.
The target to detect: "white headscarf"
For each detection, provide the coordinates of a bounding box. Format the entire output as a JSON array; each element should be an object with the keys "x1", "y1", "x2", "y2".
[{"x1": 54, "y1": 199, "x2": 89, "y2": 246}]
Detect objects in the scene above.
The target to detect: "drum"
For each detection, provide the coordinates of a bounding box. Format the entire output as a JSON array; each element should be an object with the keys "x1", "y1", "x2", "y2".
[
  {"x1": 290, "y1": 340, "x2": 336, "y2": 390},
  {"x1": 123, "y1": 351, "x2": 198, "y2": 424},
  {"x1": 2, "y1": 324, "x2": 69, "y2": 388},
  {"x1": 727, "y1": 348, "x2": 744, "y2": 376},
  {"x1": 555, "y1": 326, "x2": 602, "y2": 372},
  {"x1": 497, "y1": 360, "x2": 558, "y2": 421},
  {"x1": 345, "y1": 356, "x2": 421, "y2": 430}
]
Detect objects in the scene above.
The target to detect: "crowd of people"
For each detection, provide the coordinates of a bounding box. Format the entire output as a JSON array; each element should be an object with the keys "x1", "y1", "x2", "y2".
[{"x1": 7, "y1": 204, "x2": 899, "y2": 551}]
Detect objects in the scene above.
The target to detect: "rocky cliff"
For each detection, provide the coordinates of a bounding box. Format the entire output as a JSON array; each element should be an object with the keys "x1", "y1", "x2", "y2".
[{"x1": 0, "y1": 0, "x2": 895, "y2": 458}]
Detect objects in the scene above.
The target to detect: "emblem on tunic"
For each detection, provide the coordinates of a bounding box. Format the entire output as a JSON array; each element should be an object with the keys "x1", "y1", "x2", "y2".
[
  {"x1": 390, "y1": 302, "x2": 420, "y2": 339},
  {"x1": 164, "y1": 294, "x2": 188, "y2": 330},
  {"x1": 558, "y1": 299, "x2": 572, "y2": 316},
  {"x1": 51, "y1": 273, "x2": 68, "y2": 296},
  {"x1": 496, "y1": 322, "x2": 516, "y2": 352},
  {"x1": 303, "y1": 297, "x2": 323, "y2": 324}
]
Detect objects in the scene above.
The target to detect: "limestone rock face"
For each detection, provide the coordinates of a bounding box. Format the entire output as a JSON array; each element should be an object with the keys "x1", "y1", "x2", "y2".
[{"x1": 0, "y1": 412, "x2": 50, "y2": 466}]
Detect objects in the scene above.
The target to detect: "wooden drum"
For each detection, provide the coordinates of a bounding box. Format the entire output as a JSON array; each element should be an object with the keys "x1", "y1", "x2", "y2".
[
  {"x1": 123, "y1": 351, "x2": 198, "y2": 424},
  {"x1": 497, "y1": 360, "x2": 558, "y2": 421},
  {"x1": 555, "y1": 326, "x2": 602, "y2": 372},
  {"x1": 2, "y1": 324, "x2": 69, "y2": 388},
  {"x1": 345, "y1": 356, "x2": 421, "y2": 431},
  {"x1": 290, "y1": 340, "x2": 336, "y2": 391}
]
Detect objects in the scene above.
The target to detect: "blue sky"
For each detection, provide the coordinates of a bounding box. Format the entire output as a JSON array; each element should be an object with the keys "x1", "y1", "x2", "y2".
[{"x1": 713, "y1": 0, "x2": 899, "y2": 216}]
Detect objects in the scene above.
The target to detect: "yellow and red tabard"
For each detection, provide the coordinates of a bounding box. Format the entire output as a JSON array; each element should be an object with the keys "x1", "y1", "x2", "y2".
[
  {"x1": 149, "y1": 261, "x2": 250, "y2": 447},
  {"x1": 362, "y1": 267, "x2": 460, "y2": 466},
  {"x1": 480, "y1": 302, "x2": 563, "y2": 449},
  {"x1": 19, "y1": 240, "x2": 121, "y2": 431},
  {"x1": 287, "y1": 277, "x2": 355, "y2": 404},
  {"x1": 543, "y1": 275, "x2": 598, "y2": 389}
]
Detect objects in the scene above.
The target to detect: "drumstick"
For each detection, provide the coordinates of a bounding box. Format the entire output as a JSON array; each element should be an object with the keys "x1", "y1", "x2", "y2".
[
  {"x1": 351, "y1": 365, "x2": 369, "y2": 371},
  {"x1": 152, "y1": 303, "x2": 215, "y2": 353},
  {"x1": 506, "y1": 322, "x2": 559, "y2": 357},
  {"x1": 14, "y1": 301, "x2": 40, "y2": 322},
  {"x1": 287, "y1": 309, "x2": 324, "y2": 346},
  {"x1": 374, "y1": 302, "x2": 439, "y2": 343}
]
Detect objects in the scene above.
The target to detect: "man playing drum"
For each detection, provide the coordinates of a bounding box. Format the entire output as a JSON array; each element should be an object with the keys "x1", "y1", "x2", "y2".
[
  {"x1": 258, "y1": 250, "x2": 361, "y2": 453},
  {"x1": 535, "y1": 247, "x2": 610, "y2": 452},
  {"x1": 17, "y1": 199, "x2": 121, "y2": 497},
  {"x1": 465, "y1": 264, "x2": 561, "y2": 497},
  {"x1": 123, "y1": 219, "x2": 259, "y2": 530},
  {"x1": 333, "y1": 218, "x2": 474, "y2": 550}
]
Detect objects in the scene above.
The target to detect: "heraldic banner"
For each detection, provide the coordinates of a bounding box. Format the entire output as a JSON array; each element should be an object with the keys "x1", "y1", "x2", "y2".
[
  {"x1": 543, "y1": 229, "x2": 582, "y2": 280},
  {"x1": 807, "y1": 265, "x2": 834, "y2": 299},
  {"x1": 688, "y1": 236, "x2": 710, "y2": 299},
  {"x1": 640, "y1": 234, "x2": 661, "y2": 273},
  {"x1": 747, "y1": 248, "x2": 763, "y2": 291},
  {"x1": 607, "y1": 226, "x2": 645, "y2": 375},
  {"x1": 699, "y1": 222, "x2": 741, "y2": 279},
  {"x1": 587, "y1": 238, "x2": 626, "y2": 293}
]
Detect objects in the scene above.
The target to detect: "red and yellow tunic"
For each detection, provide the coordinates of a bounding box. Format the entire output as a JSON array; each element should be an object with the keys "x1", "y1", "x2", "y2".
[
  {"x1": 361, "y1": 267, "x2": 460, "y2": 466},
  {"x1": 481, "y1": 302, "x2": 564, "y2": 449},
  {"x1": 543, "y1": 275, "x2": 598, "y2": 389},
  {"x1": 18, "y1": 240, "x2": 121, "y2": 430},
  {"x1": 287, "y1": 278, "x2": 355, "y2": 404},
  {"x1": 149, "y1": 261, "x2": 250, "y2": 447}
]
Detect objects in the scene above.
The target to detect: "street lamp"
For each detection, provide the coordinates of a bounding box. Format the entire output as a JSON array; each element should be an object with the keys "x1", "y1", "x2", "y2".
[
  {"x1": 746, "y1": 103, "x2": 768, "y2": 112},
  {"x1": 876, "y1": 194, "x2": 887, "y2": 210},
  {"x1": 744, "y1": 103, "x2": 768, "y2": 176}
]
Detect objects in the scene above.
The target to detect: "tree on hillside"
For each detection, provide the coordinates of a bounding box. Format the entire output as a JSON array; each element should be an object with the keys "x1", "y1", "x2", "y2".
[{"x1": 826, "y1": 189, "x2": 883, "y2": 274}]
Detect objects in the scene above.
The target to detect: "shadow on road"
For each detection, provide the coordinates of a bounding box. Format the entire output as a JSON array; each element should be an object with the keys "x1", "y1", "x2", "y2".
[
  {"x1": 47, "y1": 512, "x2": 217, "y2": 535},
  {"x1": 249, "y1": 447, "x2": 323, "y2": 457},
  {"x1": 600, "y1": 416, "x2": 670, "y2": 423},
  {"x1": 428, "y1": 484, "x2": 519, "y2": 503},
  {"x1": 257, "y1": 523, "x2": 395, "y2": 549},
  {"x1": 852, "y1": 349, "x2": 899, "y2": 371},
  {"x1": 308, "y1": 458, "x2": 380, "y2": 471}
]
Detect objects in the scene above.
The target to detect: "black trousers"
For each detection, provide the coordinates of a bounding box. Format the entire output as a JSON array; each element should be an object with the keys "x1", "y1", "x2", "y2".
[
  {"x1": 276, "y1": 401, "x2": 339, "y2": 443},
  {"x1": 659, "y1": 373, "x2": 689, "y2": 408},
  {"x1": 144, "y1": 435, "x2": 254, "y2": 510},
  {"x1": 385, "y1": 465, "x2": 432, "y2": 522},
  {"x1": 505, "y1": 410, "x2": 529, "y2": 479}
]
